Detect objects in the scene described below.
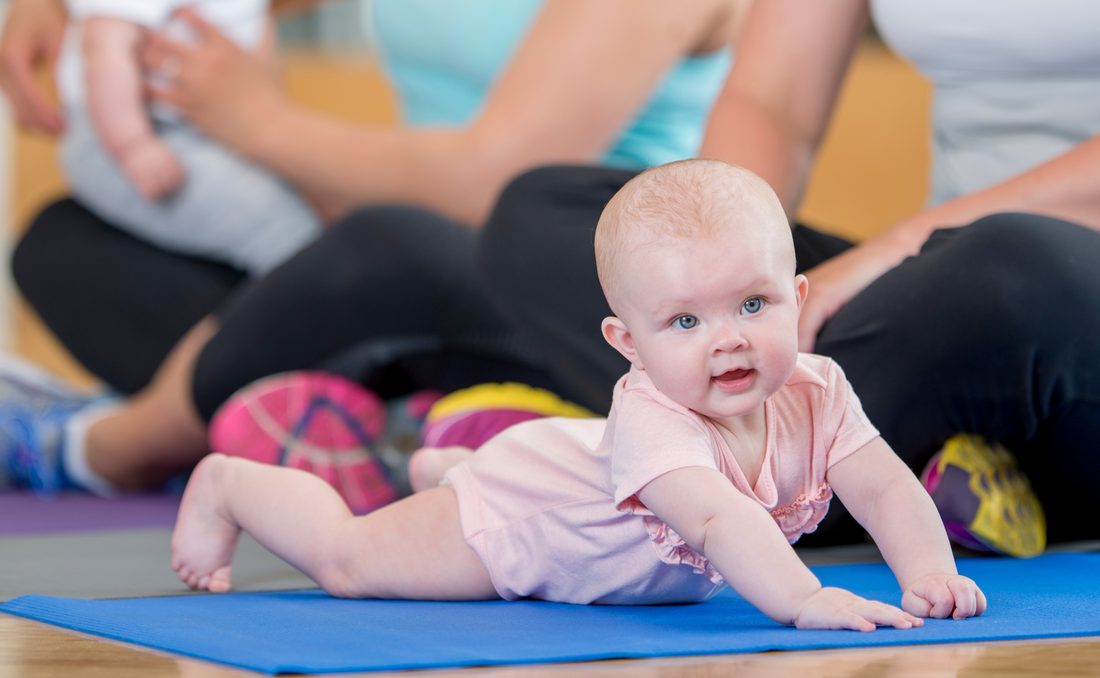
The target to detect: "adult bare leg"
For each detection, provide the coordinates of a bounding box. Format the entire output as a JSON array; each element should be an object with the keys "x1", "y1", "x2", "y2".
[{"x1": 85, "y1": 317, "x2": 217, "y2": 490}]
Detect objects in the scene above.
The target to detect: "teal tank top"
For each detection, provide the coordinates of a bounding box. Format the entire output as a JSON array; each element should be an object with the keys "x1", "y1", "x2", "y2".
[{"x1": 363, "y1": 0, "x2": 731, "y2": 170}]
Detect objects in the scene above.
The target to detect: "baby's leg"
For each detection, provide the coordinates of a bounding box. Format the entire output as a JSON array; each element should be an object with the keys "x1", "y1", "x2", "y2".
[
  {"x1": 172, "y1": 454, "x2": 496, "y2": 600},
  {"x1": 408, "y1": 446, "x2": 474, "y2": 492}
]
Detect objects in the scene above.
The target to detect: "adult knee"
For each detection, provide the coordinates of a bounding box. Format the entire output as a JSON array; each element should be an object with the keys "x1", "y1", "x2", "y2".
[
  {"x1": 11, "y1": 200, "x2": 78, "y2": 310},
  {"x1": 480, "y1": 165, "x2": 635, "y2": 308},
  {"x1": 290, "y1": 206, "x2": 462, "y2": 310},
  {"x1": 480, "y1": 166, "x2": 580, "y2": 292},
  {"x1": 928, "y1": 213, "x2": 1100, "y2": 340}
]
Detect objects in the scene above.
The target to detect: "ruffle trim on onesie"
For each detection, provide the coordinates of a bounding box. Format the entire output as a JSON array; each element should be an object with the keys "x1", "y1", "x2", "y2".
[
  {"x1": 771, "y1": 483, "x2": 834, "y2": 543},
  {"x1": 642, "y1": 515, "x2": 725, "y2": 584},
  {"x1": 641, "y1": 483, "x2": 835, "y2": 580}
]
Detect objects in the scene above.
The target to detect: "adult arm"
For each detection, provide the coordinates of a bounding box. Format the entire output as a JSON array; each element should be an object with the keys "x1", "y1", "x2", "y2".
[
  {"x1": 701, "y1": 0, "x2": 1100, "y2": 350},
  {"x1": 142, "y1": 0, "x2": 742, "y2": 226},
  {"x1": 0, "y1": 0, "x2": 66, "y2": 133}
]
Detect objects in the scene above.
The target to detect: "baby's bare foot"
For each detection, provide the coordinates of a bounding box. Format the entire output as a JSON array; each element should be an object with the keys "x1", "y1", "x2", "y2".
[
  {"x1": 408, "y1": 446, "x2": 474, "y2": 492},
  {"x1": 120, "y1": 136, "x2": 186, "y2": 201},
  {"x1": 171, "y1": 454, "x2": 241, "y2": 592}
]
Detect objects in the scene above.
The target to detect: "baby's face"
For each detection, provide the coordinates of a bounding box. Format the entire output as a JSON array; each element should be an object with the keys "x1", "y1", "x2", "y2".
[{"x1": 615, "y1": 223, "x2": 806, "y2": 421}]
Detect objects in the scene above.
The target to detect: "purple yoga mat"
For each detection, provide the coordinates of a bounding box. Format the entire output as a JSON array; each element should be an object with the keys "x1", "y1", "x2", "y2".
[{"x1": 0, "y1": 491, "x2": 181, "y2": 535}]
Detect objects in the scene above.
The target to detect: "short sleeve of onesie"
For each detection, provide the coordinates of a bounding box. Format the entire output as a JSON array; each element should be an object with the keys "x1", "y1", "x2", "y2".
[
  {"x1": 610, "y1": 379, "x2": 720, "y2": 516},
  {"x1": 817, "y1": 357, "x2": 880, "y2": 470}
]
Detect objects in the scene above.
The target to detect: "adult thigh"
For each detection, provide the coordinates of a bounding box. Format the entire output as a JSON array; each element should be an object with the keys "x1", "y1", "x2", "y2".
[
  {"x1": 192, "y1": 205, "x2": 544, "y2": 420},
  {"x1": 817, "y1": 213, "x2": 1100, "y2": 540},
  {"x1": 11, "y1": 198, "x2": 245, "y2": 393},
  {"x1": 479, "y1": 166, "x2": 638, "y2": 414}
]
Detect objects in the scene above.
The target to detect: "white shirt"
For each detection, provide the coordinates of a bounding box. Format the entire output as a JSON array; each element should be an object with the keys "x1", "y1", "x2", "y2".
[
  {"x1": 872, "y1": 0, "x2": 1100, "y2": 205},
  {"x1": 57, "y1": 0, "x2": 268, "y2": 114}
]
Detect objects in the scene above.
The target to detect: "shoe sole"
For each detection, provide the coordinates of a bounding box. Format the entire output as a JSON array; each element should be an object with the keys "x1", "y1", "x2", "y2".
[{"x1": 209, "y1": 371, "x2": 399, "y2": 515}]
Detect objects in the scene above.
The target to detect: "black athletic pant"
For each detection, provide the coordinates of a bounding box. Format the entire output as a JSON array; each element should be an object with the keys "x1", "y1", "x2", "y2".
[
  {"x1": 13, "y1": 199, "x2": 557, "y2": 421},
  {"x1": 480, "y1": 166, "x2": 1100, "y2": 544},
  {"x1": 16, "y1": 176, "x2": 1100, "y2": 543},
  {"x1": 13, "y1": 198, "x2": 246, "y2": 394}
]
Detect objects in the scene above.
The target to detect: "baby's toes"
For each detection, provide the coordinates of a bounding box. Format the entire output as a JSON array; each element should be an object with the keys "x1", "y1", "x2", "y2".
[
  {"x1": 174, "y1": 564, "x2": 191, "y2": 583},
  {"x1": 207, "y1": 566, "x2": 232, "y2": 593}
]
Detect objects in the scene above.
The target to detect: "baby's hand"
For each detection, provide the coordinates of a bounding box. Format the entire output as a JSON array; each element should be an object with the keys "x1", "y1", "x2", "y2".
[
  {"x1": 120, "y1": 136, "x2": 186, "y2": 201},
  {"x1": 902, "y1": 574, "x2": 986, "y2": 620},
  {"x1": 794, "y1": 587, "x2": 923, "y2": 632}
]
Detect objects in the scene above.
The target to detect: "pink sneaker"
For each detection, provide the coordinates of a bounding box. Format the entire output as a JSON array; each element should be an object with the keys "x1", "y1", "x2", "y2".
[{"x1": 209, "y1": 371, "x2": 399, "y2": 514}]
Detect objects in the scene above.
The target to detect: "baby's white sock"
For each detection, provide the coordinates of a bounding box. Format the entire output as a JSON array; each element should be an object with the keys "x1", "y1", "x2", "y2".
[{"x1": 62, "y1": 400, "x2": 123, "y2": 497}]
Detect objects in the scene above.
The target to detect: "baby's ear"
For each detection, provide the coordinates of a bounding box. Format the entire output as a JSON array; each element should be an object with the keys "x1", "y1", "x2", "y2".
[
  {"x1": 794, "y1": 274, "x2": 809, "y2": 312},
  {"x1": 602, "y1": 317, "x2": 642, "y2": 367}
]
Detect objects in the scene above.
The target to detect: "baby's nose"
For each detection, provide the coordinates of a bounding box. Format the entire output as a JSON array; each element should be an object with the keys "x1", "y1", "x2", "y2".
[{"x1": 712, "y1": 327, "x2": 747, "y2": 353}]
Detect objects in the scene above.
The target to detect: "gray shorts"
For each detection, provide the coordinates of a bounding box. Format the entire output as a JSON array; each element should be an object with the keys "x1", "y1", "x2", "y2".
[{"x1": 60, "y1": 108, "x2": 321, "y2": 276}]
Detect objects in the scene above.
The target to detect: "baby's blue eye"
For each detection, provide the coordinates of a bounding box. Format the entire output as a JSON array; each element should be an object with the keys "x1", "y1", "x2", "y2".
[
  {"x1": 742, "y1": 298, "x2": 763, "y2": 314},
  {"x1": 675, "y1": 315, "x2": 698, "y2": 330}
]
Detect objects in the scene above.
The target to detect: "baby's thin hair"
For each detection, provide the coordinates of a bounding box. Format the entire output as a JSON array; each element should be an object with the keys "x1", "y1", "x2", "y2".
[{"x1": 594, "y1": 159, "x2": 786, "y2": 313}]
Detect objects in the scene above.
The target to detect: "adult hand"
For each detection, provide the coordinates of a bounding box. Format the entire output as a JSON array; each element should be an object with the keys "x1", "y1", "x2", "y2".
[
  {"x1": 0, "y1": 0, "x2": 66, "y2": 134},
  {"x1": 797, "y1": 222, "x2": 930, "y2": 352},
  {"x1": 141, "y1": 8, "x2": 284, "y2": 151},
  {"x1": 794, "y1": 587, "x2": 923, "y2": 632},
  {"x1": 902, "y1": 573, "x2": 986, "y2": 620}
]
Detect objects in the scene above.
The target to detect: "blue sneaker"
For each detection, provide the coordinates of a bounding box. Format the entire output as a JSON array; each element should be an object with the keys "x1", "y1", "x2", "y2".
[{"x1": 0, "y1": 355, "x2": 96, "y2": 494}]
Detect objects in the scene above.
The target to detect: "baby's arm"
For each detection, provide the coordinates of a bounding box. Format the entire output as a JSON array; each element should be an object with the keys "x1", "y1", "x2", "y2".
[
  {"x1": 638, "y1": 467, "x2": 921, "y2": 631},
  {"x1": 83, "y1": 17, "x2": 184, "y2": 200},
  {"x1": 827, "y1": 437, "x2": 987, "y2": 620}
]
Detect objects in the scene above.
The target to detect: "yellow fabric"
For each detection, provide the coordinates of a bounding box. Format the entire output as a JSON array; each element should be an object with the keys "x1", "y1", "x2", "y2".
[
  {"x1": 426, "y1": 383, "x2": 596, "y2": 423},
  {"x1": 936, "y1": 434, "x2": 1046, "y2": 558}
]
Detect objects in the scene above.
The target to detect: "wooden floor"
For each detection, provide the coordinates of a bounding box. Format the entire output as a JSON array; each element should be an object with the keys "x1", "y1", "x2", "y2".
[
  {"x1": 6, "y1": 42, "x2": 1100, "y2": 678},
  {"x1": 4, "y1": 613, "x2": 1100, "y2": 677}
]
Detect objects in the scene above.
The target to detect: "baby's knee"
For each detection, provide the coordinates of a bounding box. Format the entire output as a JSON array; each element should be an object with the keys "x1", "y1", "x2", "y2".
[{"x1": 311, "y1": 534, "x2": 368, "y2": 599}]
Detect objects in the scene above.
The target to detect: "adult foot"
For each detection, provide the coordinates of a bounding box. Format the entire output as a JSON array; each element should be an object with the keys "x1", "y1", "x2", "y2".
[
  {"x1": 408, "y1": 446, "x2": 474, "y2": 492},
  {"x1": 171, "y1": 454, "x2": 241, "y2": 592},
  {"x1": 0, "y1": 354, "x2": 99, "y2": 493}
]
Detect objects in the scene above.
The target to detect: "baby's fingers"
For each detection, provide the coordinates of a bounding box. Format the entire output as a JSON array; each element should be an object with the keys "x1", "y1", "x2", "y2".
[
  {"x1": 859, "y1": 602, "x2": 923, "y2": 631},
  {"x1": 901, "y1": 588, "x2": 933, "y2": 618},
  {"x1": 909, "y1": 581, "x2": 957, "y2": 619},
  {"x1": 947, "y1": 578, "x2": 986, "y2": 619},
  {"x1": 837, "y1": 612, "x2": 876, "y2": 633}
]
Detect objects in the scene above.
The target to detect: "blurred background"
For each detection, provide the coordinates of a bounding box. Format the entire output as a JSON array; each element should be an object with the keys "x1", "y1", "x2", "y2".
[{"x1": 0, "y1": 0, "x2": 933, "y2": 386}]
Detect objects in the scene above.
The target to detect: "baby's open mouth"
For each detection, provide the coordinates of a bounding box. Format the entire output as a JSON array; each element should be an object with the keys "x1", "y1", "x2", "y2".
[
  {"x1": 712, "y1": 368, "x2": 754, "y2": 388},
  {"x1": 714, "y1": 368, "x2": 752, "y2": 382}
]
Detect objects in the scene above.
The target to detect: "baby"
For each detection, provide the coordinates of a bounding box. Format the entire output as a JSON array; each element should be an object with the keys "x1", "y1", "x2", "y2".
[
  {"x1": 56, "y1": 0, "x2": 319, "y2": 276},
  {"x1": 172, "y1": 160, "x2": 985, "y2": 629}
]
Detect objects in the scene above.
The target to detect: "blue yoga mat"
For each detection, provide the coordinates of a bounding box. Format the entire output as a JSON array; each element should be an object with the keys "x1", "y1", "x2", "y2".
[{"x1": 3, "y1": 553, "x2": 1098, "y2": 674}]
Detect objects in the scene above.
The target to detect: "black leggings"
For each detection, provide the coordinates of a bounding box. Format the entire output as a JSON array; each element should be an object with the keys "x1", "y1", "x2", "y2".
[
  {"x1": 13, "y1": 199, "x2": 557, "y2": 420},
  {"x1": 15, "y1": 176, "x2": 1100, "y2": 543},
  {"x1": 480, "y1": 166, "x2": 1100, "y2": 544}
]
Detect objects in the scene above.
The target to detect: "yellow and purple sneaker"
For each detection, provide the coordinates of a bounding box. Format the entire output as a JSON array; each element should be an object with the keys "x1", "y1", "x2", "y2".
[
  {"x1": 209, "y1": 371, "x2": 398, "y2": 514},
  {"x1": 920, "y1": 434, "x2": 1046, "y2": 558}
]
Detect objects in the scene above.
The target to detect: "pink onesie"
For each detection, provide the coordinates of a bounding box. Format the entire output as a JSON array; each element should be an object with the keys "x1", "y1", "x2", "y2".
[{"x1": 443, "y1": 353, "x2": 879, "y2": 605}]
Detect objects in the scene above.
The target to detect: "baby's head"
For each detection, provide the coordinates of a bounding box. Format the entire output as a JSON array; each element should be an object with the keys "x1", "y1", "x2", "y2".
[{"x1": 595, "y1": 159, "x2": 808, "y2": 420}]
